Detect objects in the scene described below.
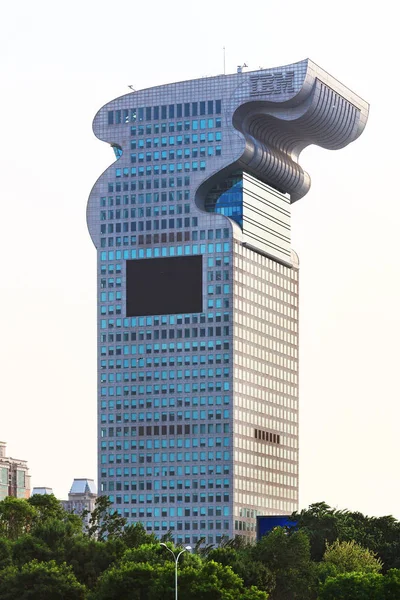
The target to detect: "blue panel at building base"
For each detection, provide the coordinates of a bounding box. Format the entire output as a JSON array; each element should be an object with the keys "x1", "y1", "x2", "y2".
[{"x1": 256, "y1": 515, "x2": 297, "y2": 541}]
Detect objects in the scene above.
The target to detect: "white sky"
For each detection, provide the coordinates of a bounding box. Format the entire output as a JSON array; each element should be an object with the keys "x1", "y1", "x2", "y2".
[{"x1": 1, "y1": 0, "x2": 399, "y2": 517}]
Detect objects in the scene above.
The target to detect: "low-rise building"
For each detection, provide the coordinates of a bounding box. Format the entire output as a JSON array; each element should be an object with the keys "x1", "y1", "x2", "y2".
[
  {"x1": 62, "y1": 479, "x2": 97, "y2": 528},
  {"x1": 31, "y1": 487, "x2": 54, "y2": 496}
]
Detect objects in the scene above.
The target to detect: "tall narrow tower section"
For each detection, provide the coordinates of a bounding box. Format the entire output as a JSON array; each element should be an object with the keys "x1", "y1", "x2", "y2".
[{"x1": 87, "y1": 59, "x2": 369, "y2": 543}]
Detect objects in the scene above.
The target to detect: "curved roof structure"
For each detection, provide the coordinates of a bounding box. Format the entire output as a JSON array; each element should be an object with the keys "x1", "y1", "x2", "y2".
[
  {"x1": 230, "y1": 60, "x2": 369, "y2": 201},
  {"x1": 89, "y1": 59, "x2": 369, "y2": 226}
]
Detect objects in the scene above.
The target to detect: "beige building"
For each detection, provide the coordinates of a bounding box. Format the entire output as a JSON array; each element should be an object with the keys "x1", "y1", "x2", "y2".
[
  {"x1": 62, "y1": 478, "x2": 97, "y2": 528},
  {"x1": 0, "y1": 441, "x2": 31, "y2": 500}
]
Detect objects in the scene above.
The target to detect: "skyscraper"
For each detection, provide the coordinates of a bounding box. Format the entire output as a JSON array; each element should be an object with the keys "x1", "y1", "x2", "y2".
[{"x1": 87, "y1": 60, "x2": 368, "y2": 543}]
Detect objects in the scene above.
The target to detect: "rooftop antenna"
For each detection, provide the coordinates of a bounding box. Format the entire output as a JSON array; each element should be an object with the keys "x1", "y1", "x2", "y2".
[
  {"x1": 128, "y1": 85, "x2": 135, "y2": 91},
  {"x1": 237, "y1": 63, "x2": 248, "y2": 74},
  {"x1": 223, "y1": 46, "x2": 226, "y2": 75}
]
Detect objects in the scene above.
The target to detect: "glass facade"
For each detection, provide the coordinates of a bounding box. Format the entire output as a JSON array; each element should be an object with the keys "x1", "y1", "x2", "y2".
[
  {"x1": 0, "y1": 467, "x2": 8, "y2": 500},
  {"x1": 88, "y1": 72, "x2": 301, "y2": 544},
  {"x1": 16, "y1": 470, "x2": 26, "y2": 499},
  {"x1": 205, "y1": 173, "x2": 243, "y2": 228}
]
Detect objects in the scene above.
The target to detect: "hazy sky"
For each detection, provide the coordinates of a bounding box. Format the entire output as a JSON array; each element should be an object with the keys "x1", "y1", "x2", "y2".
[{"x1": 1, "y1": 0, "x2": 399, "y2": 517}]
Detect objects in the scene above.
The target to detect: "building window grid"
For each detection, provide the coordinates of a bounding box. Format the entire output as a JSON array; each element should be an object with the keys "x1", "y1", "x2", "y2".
[
  {"x1": 102, "y1": 98, "x2": 299, "y2": 540},
  {"x1": 108, "y1": 101, "x2": 222, "y2": 128},
  {"x1": 231, "y1": 243, "x2": 298, "y2": 529},
  {"x1": 98, "y1": 193, "x2": 233, "y2": 527}
]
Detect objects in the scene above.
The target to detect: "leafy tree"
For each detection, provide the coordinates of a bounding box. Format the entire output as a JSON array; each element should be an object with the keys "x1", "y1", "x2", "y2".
[
  {"x1": 12, "y1": 534, "x2": 52, "y2": 566},
  {"x1": 207, "y1": 546, "x2": 241, "y2": 567},
  {"x1": 318, "y1": 571, "x2": 384, "y2": 600},
  {"x1": 241, "y1": 588, "x2": 270, "y2": 600},
  {"x1": 64, "y1": 535, "x2": 125, "y2": 589},
  {"x1": 291, "y1": 502, "x2": 344, "y2": 561},
  {"x1": 0, "y1": 497, "x2": 38, "y2": 540},
  {"x1": 350, "y1": 515, "x2": 400, "y2": 572},
  {"x1": 12, "y1": 523, "x2": 125, "y2": 589},
  {"x1": 207, "y1": 546, "x2": 273, "y2": 592},
  {"x1": 177, "y1": 560, "x2": 268, "y2": 600},
  {"x1": 0, "y1": 559, "x2": 87, "y2": 599},
  {"x1": 30, "y1": 517, "x2": 82, "y2": 556},
  {"x1": 122, "y1": 541, "x2": 203, "y2": 578},
  {"x1": 193, "y1": 536, "x2": 215, "y2": 557},
  {"x1": 159, "y1": 529, "x2": 175, "y2": 544},
  {"x1": 92, "y1": 550, "x2": 268, "y2": 600},
  {"x1": 123, "y1": 541, "x2": 184, "y2": 567},
  {"x1": 255, "y1": 527, "x2": 317, "y2": 600},
  {"x1": 341, "y1": 513, "x2": 400, "y2": 553},
  {"x1": 91, "y1": 560, "x2": 158, "y2": 600},
  {"x1": 121, "y1": 522, "x2": 157, "y2": 548},
  {"x1": 0, "y1": 537, "x2": 12, "y2": 569},
  {"x1": 293, "y1": 502, "x2": 400, "y2": 570},
  {"x1": 220, "y1": 535, "x2": 251, "y2": 550},
  {"x1": 383, "y1": 568, "x2": 400, "y2": 599},
  {"x1": 85, "y1": 496, "x2": 127, "y2": 541},
  {"x1": 322, "y1": 539, "x2": 382, "y2": 574},
  {"x1": 28, "y1": 494, "x2": 67, "y2": 521},
  {"x1": 6, "y1": 496, "x2": 400, "y2": 600}
]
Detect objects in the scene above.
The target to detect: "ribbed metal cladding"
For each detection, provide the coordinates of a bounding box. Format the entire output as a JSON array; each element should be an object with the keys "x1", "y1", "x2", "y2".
[{"x1": 233, "y1": 76, "x2": 366, "y2": 202}]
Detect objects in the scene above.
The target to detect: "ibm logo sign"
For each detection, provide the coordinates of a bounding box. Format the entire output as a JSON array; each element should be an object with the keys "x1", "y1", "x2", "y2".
[{"x1": 250, "y1": 71, "x2": 295, "y2": 96}]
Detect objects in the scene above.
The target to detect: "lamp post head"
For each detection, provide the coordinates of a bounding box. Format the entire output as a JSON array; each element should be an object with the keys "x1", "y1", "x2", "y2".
[{"x1": 185, "y1": 545, "x2": 192, "y2": 551}]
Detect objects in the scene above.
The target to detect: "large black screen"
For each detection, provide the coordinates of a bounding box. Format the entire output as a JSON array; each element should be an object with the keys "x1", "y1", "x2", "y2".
[{"x1": 126, "y1": 255, "x2": 203, "y2": 317}]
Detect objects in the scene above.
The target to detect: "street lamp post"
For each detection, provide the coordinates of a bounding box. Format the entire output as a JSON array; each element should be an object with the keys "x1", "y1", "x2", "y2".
[{"x1": 160, "y1": 543, "x2": 191, "y2": 600}]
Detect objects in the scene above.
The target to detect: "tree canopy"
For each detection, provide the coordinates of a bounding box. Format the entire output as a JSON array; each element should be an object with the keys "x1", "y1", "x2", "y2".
[
  {"x1": 323, "y1": 539, "x2": 382, "y2": 574},
  {"x1": 0, "y1": 496, "x2": 399, "y2": 599},
  {"x1": 0, "y1": 560, "x2": 86, "y2": 600},
  {"x1": 292, "y1": 501, "x2": 400, "y2": 570}
]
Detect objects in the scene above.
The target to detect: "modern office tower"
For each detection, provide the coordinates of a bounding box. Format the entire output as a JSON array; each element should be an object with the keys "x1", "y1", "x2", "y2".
[
  {"x1": 87, "y1": 60, "x2": 368, "y2": 543},
  {"x1": 0, "y1": 442, "x2": 31, "y2": 500}
]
